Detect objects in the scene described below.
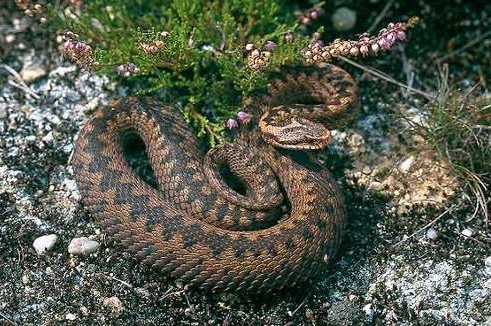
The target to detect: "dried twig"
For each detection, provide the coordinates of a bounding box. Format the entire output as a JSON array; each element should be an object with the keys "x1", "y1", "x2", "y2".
[
  {"x1": 1, "y1": 64, "x2": 40, "y2": 99},
  {"x1": 367, "y1": 0, "x2": 395, "y2": 33},
  {"x1": 391, "y1": 204, "x2": 456, "y2": 248},
  {"x1": 339, "y1": 56, "x2": 435, "y2": 100},
  {"x1": 289, "y1": 295, "x2": 309, "y2": 317},
  {"x1": 0, "y1": 311, "x2": 17, "y2": 326},
  {"x1": 435, "y1": 30, "x2": 491, "y2": 63}
]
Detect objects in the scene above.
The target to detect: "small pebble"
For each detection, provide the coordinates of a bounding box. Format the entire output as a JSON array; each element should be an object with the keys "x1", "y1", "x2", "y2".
[
  {"x1": 33, "y1": 234, "x2": 58, "y2": 255},
  {"x1": 103, "y1": 296, "x2": 124, "y2": 315},
  {"x1": 461, "y1": 228, "x2": 474, "y2": 238},
  {"x1": 22, "y1": 274, "x2": 30, "y2": 285},
  {"x1": 68, "y1": 237, "x2": 100, "y2": 255},
  {"x1": 485, "y1": 256, "x2": 491, "y2": 276},
  {"x1": 468, "y1": 288, "x2": 488, "y2": 302},
  {"x1": 426, "y1": 228, "x2": 438, "y2": 240},
  {"x1": 80, "y1": 306, "x2": 89, "y2": 316},
  {"x1": 331, "y1": 7, "x2": 357, "y2": 31},
  {"x1": 0, "y1": 106, "x2": 6, "y2": 119},
  {"x1": 362, "y1": 303, "x2": 375, "y2": 320},
  {"x1": 398, "y1": 156, "x2": 415, "y2": 173},
  {"x1": 370, "y1": 181, "x2": 383, "y2": 191},
  {"x1": 5, "y1": 34, "x2": 16, "y2": 43},
  {"x1": 20, "y1": 65, "x2": 47, "y2": 83}
]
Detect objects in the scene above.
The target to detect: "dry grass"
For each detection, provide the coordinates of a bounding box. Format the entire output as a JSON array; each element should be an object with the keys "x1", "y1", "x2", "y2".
[{"x1": 407, "y1": 65, "x2": 491, "y2": 223}]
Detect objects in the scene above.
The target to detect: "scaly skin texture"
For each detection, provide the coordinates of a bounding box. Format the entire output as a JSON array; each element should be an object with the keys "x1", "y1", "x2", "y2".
[{"x1": 72, "y1": 64, "x2": 359, "y2": 293}]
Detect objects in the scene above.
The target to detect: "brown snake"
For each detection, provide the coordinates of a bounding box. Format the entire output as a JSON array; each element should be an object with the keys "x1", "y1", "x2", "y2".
[{"x1": 72, "y1": 64, "x2": 359, "y2": 292}]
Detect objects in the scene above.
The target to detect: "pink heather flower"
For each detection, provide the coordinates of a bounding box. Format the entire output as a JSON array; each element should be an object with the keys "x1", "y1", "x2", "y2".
[
  {"x1": 349, "y1": 46, "x2": 359, "y2": 56},
  {"x1": 127, "y1": 63, "x2": 136, "y2": 72},
  {"x1": 236, "y1": 111, "x2": 248, "y2": 123},
  {"x1": 386, "y1": 32, "x2": 396, "y2": 44},
  {"x1": 360, "y1": 45, "x2": 369, "y2": 56},
  {"x1": 264, "y1": 40, "x2": 277, "y2": 51},
  {"x1": 309, "y1": 10, "x2": 319, "y2": 20},
  {"x1": 312, "y1": 40, "x2": 324, "y2": 48},
  {"x1": 75, "y1": 41, "x2": 85, "y2": 51},
  {"x1": 378, "y1": 38, "x2": 388, "y2": 49},
  {"x1": 371, "y1": 43, "x2": 380, "y2": 53},
  {"x1": 63, "y1": 40, "x2": 74, "y2": 51},
  {"x1": 396, "y1": 31, "x2": 407, "y2": 41},
  {"x1": 226, "y1": 118, "x2": 238, "y2": 129},
  {"x1": 116, "y1": 65, "x2": 125, "y2": 75}
]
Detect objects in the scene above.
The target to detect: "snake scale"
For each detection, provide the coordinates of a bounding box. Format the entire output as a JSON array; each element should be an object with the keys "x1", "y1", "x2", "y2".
[{"x1": 72, "y1": 64, "x2": 359, "y2": 293}]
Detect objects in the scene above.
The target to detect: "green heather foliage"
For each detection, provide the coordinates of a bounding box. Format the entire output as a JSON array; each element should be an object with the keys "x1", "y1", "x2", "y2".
[{"x1": 47, "y1": 0, "x2": 317, "y2": 145}]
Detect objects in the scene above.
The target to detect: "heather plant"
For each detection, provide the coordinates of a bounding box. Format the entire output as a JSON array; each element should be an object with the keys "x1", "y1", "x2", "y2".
[{"x1": 16, "y1": 0, "x2": 416, "y2": 146}]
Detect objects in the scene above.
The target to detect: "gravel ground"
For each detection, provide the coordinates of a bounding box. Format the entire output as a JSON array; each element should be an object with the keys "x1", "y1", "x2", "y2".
[{"x1": 1, "y1": 5, "x2": 490, "y2": 326}]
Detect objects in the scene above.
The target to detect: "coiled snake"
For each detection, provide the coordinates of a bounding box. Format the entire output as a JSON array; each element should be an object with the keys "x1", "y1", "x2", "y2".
[{"x1": 72, "y1": 64, "x2": 359, "y2": 292}]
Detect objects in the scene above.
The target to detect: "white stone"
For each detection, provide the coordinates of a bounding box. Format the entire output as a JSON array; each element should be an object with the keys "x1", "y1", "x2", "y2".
[
  {"x1": 20, "y1": 65, "x2": 47, "y2": 83},
  {"x1": 426, "y1": 228, "x2": 438, "y2": 240},
  {"x1": 362, "y1": 303, "x2": 375, "y2": 320},
  {"x1": 461, "y1": 228, "x2": 474, "y2": 237},
  {"x1": 468, "y1": 288, "x2": 488, "y2": 303},
  {"x1": 484, "y1": 279, "x2": 491, "y2": 289},
  {"x1": 65, "y1": 313, "x2": 77, "y2": 321},
  {"x1": 68, "y1": 237, "x2": 100, "y2": 255},
  {"x1": 103, "y1": 296, "x2": 124, "y2": 315},
  {"x1": 42, "y1": 131, "x2": 54, "y2": 143},
  {"x1": 5, "y1": 34, "x2": 16, "y2": 43},
  {"x1": 399, "y1": 156, "x2": 415, "y2": 173},
  {"x1": 331, "y1": 7, "x2": 357, "y2": 32},
  {"x1": 485, "y1": 256, "x2": 491, "y2": 276},
  {"x1": 33, "y1": 234, "x2": 58, "y2": 255}
]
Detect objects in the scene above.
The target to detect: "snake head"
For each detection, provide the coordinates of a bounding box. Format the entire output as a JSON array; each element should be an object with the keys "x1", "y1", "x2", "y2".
[{"x1": 259, "y1": 114, "x2": 331, "y2": 150}]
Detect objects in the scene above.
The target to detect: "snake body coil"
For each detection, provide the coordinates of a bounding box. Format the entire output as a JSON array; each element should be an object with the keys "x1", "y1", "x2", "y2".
[{"x1": 72, "y1": 64, "x2": 359, "y2": 292}]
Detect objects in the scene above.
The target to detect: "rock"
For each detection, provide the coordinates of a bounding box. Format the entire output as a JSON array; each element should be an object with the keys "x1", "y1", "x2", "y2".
[
  {"x1": 370, "y1": 181, "x2": 383, "y2": 191},
  {"x1": 485, "y1": 256, "x2": 491, "y2": 276},
  {"x1": 331, "y1": 7, "x2": 357, "y2": 32},
  {"x1": 362, "y1": 303, "x2": 375, "y2": 321},
  {"x1": 20, "y1": 64, "x2": 47, "y2": 83},
  {"x1": 5, "y1": 34, "x2": 16, "y2": 43},
  {"x1": 0, "y1": 105, "x2": 6, "y2": 119},
  {"x1": 398, "y1": 156, "x2": 415, "y2": 173},
  {"x1": 65, "y1": 313, "x2": 77, "y2": 321},
  {"x1": 426, "y1": 228, "x2": 438, "y2": 240},
  {"x1": 468, "y1": 288, "x2": 488, "y2": 303},
  {"x1": 22, "y1": 274, "x2": 30, "y2": 285},
  {"x1": 461, "y1": 228, "x2": 474, "y2": 238},
  {"x1": 68, "y1": 237, "x2": 100, "y2": 255},
  {"x1": 103, "y1": 296, "x2": 124, "y2": 316},
  {"x1": 325, "y1": 301, "x2": 363, "y2": 325},
  {"x1": 485, "y1": 279, "x2": 491, "y2": 289},
  {"x1": 33, "y1": 234, "x2": 58, "y2": 255}
]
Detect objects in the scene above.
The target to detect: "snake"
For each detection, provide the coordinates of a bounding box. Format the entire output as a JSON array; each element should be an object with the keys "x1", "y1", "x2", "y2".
[{"x1": 72, "y1": 64, "x2": 359, "y2": 293}]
